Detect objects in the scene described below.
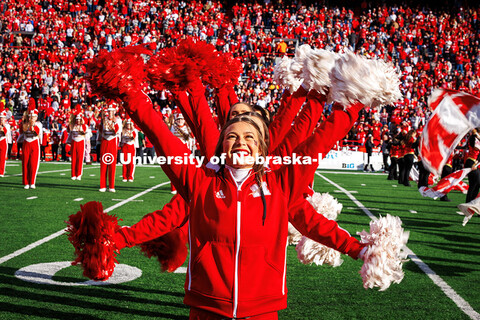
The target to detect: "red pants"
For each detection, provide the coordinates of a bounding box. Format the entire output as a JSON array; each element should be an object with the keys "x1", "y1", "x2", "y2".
[
  {"x1": 22, "y1": 140, "x2": 40, "y2": 185},
  {"x1": 122, "y1": 143, "x2": 136, "y2": 181},
  {"x1": 189, "y1": 308, "x2": 278, "y2": 320},
  {"x1": 71, "y1": 140, "x2": 85, "y2": 178},
  {"x1": 100, "y1": 138, "x2": 118, "y2": 189},
  {"x1": 0, "y1": 139, "x2": 7, "y2": 175}
]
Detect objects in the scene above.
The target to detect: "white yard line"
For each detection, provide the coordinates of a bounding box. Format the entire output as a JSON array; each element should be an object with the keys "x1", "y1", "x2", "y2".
[
  {"x1": 0, "y1": 181, "x2": 171, "y2": 265},
  {"x1": 3, "y1": 166, "x2": 97, "y2": 177},
  {"x1": 316, "y1": 172, "x2": 480, "y2": 320}
]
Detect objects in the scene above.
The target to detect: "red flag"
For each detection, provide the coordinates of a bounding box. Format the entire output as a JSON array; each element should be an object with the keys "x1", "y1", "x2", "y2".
[
  {"x1": 419, "y1": 89, "x2": 480, "y2": 177},
  {"x1": 419, "y1": 168, "x2": 471, "y2": 199}
]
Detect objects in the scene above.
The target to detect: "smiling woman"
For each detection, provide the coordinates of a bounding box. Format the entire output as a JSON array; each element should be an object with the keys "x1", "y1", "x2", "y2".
[{"x1": 114, "y1": 91, "x2": 367, "y2": 320}]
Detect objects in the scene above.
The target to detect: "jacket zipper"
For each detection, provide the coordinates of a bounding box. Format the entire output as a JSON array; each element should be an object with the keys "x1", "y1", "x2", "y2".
[{"x1": 232, "y1": 170, "x2": 252, "y2": 318}]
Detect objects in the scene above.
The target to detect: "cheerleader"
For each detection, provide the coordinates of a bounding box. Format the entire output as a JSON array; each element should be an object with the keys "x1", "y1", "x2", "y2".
[
  {"x1": 21, "y1": 100, "x2": 43, "y2": 189},
  {"x1": 68, "y1": 110, "x2": 88, "y2": 180},
  {"x1": 118, "y1": 92, "x2": 366, "y2": 319},
  {"x1": 98, "y1": 102, "x2": 122, "y2": 192},
  {"x1": 120, "y1": 118, "x2": 137, "y2": 182},
  {"x1": 169, "y1": 111, "x2": 195, "y2": 194},
  {"x1": 0, "y1": 105, "x2": 10, "y2": 177}
]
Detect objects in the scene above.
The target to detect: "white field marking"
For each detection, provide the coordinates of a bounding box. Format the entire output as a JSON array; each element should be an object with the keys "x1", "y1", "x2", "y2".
[
  {"x1": 361, "y1": 184, "x2": 366, "y2": 186},
  {"x1": 316, "y1": 172, "x2": 480, "y2": 320},
  {"x1": 73, "y1": 198, "x2": 84, "y2": 202},
  {"x1": 0, "y1": 181, "x2": 171, "y2": 265},
  {"x1": 410, "y1": 210, "x2": 418, "y2": 214},
  {"x1": 89, "y1": 174, "x2": 95, "y2": 176},
  {"x1": 333, "y1": 189, "x2": 358, "y2": 194},
  {"x1": 26, "y1": 196, "x2": 38, "y2": 200},
  {"x1": 346, "y1": 206, "x2": 380, "y2": 211},
  {"x1": 6, "y1": 164, "x2": 19, "y2": 167},
  {"x1": 3, "y1": 166, "x2": 97, "y2": 177},
  {"x1": 15, "y1": 261, "x2": 142, "y2": 286},
  {"x1": 149, "y1": 176, "x2": 155, "y2": 178},
  {"x1": 60, "y1": 173, "x2": 66, "y2": 176},
  {"x1": 112, "y1": 199, "x2": 144, "y2": 202},
  {"x1": 174, "y1": 267, "x2": 187, "y2": 274},
  {"x1": 392, "y1": 185, "x2": 398, "y2": 187}
]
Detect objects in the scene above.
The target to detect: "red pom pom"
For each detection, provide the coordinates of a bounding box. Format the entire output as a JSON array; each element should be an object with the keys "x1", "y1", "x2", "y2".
[
  {"x1": 203, "y1": 52, "x2": 243, "y2": 88},
  {"x1": 66, "y1": 201, "x2": 122, "y2": 281},
  {"x1": 146, "y1": 37, "x2": 217, "y2": 91},
  {"x1": 86, "y1": 44, "x2": 152, "y2": 100},
  {"x1": 139, "y1": 224, "x2": 188, "y2": 273}
]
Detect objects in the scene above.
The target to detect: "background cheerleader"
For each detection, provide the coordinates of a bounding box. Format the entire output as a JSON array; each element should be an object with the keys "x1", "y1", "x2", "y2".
[
  {"x1": 21, "y1": 99, "x2": 43, "y2": 189},
  {"x1": 120, "y1": 118, "x2": 137, "y2": 182},
  {"x1": 68, "y1": 108, "x2": 87, "y2": 180},
  {"x1": 97, "y1": 102, "x2": 122, "y2": 192}
]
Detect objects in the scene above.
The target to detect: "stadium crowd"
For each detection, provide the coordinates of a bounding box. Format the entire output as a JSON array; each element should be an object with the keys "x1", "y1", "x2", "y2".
[{"x1": 0, "y1": 0, "x2": 479, "y2": 163}]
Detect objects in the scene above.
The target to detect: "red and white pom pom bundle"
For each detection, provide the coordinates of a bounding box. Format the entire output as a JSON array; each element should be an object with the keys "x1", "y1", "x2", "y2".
[
  {"x1": 302, "y1": 49, "x2": 338, "y2": 95},
  {"x1": 357, "y1": 214, "x2": 409, "y2": 291},
  {"x1": 295, "y1": 192, "x2": 344, "y2": 267},
  {"x1": 66, "y1": 201, "x2": 122, "y2": 281},
  {"x1": 86, "y1": 44, "x2": 153, "y2": 100},
  {"x1": 287, "y1": 222, "x2": 302, "y2": 245},
  {"x1": 202, "y1": 52, "x2": 243, "y2": 89},
  {"x1": 139, "y1": 221, "x2": 189, "y2": 273},
  {"x1": 329, "y1": 51, "x2": 402, "y2": 108},
  {"x1": 273, "y1": 46, "x2": 401, "y2": 108},
  {"x1": 273, "y1": 56, "x2": 304, "y2": 93},
  {"x1": 147, "y1": 38, "x2": 242, "y2": 91}
]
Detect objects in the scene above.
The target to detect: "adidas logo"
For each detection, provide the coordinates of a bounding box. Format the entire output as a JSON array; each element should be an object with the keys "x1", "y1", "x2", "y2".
[{"x1": 216, "y1": 190, "x2": 226, "y2": 199}]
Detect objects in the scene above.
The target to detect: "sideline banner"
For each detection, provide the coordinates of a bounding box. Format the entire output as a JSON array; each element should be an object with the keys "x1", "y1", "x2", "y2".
[{"x1": 318, "y1": 149, "x2": 385, "y2": 171}]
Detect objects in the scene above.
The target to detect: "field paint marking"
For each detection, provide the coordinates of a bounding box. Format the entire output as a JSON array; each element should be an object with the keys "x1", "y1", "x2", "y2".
[
  {"x1": 410, "y1": 210, "x2": 418, "y2": 214},
  {"x1": 3, "y1": 166, "x2": 97, "y2": 177},
  {"x1": 26, "y1": 196, "x2": 38, "y2": 200},
  {"x1": 316, "y1": 172, "x2": 480, "y2": 320},
  {"x1": 112, "y1": 199, "x2": 144, "y2": 202},
  {"x1": 334, "y1": 189, "x2": 358, "y2": 194},
  {"x1": 73, "y1": 198, "x2": 84, "y2": 202},
  {"x1": 0, "y1": 181, "x2": 171, "y2": 266}
]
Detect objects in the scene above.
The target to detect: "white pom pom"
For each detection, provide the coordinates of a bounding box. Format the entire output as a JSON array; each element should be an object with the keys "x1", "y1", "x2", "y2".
[
  {"x1": 329, "y1": 51, "x2": 401, "y2": 108},
  {"x1": 288, "y1": 222, "x2": 302, "y2": 245},
  {"x1": 273, "y1": 56, "x2": 303, "y2": 93},
  {"x1": 294, "y1": 192, "x2": 344, "y2": 267},
  {"x1": 303, "y1": 49, "x2": 338, "y2": 94},
  {"x1": 357, "y1": 214, "x2": 410, "y2": 291},
  {"x1": 306, "y1": 192, "x2": 343, "y2": 221},
  {"x1": 296, "y1": 236, "x2": 343, "y2": 267}
]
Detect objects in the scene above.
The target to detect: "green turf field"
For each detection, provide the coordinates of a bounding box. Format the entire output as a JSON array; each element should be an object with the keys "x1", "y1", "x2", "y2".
[{"x1": 0, "y1": 161, "x2": 479, "y2": 320}]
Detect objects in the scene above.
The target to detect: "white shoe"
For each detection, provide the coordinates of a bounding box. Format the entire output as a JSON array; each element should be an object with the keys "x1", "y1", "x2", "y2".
[
  {"x1": 77, "y1": 176, "x2": 81, "y2": 181},
  {"x1": 0, "y1": 174, "x2": 4, "y2": 177},
  {"x1": 24, "y1": 185, "x2": 30, "y2": 189},
  {"x1": 171, "y1": 190, "x2": 177, "y2": 194},
  {"x1": 122, "y1": 179, "x2": 127, "y2": 182},
  {"x1": 99, "y1": 188, "x2": 106, "y2": 192},
  {"x1": 108, "y1": 188, "x2": 116, "y2": 193},
  {"x1": 128, "y1": 179, "x2": 134, "y2": 182},
  {"x1": 30, "y1": 185, "x2": 36, "y2": 189},
  {"x1": 71, "y1": 177, "x2": 77, "y2": 180}
]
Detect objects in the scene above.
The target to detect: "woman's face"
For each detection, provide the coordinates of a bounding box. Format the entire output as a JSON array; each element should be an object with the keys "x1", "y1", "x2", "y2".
[
  {"x1": 175, "y1": 117, "x2": 185, "y2": 126},
  {"x1": 223, "y1": 121, "x2": 260, "y2": 169},
  {"x1": 229, "y1": 103, "x2": 253, "y2": 120}
]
